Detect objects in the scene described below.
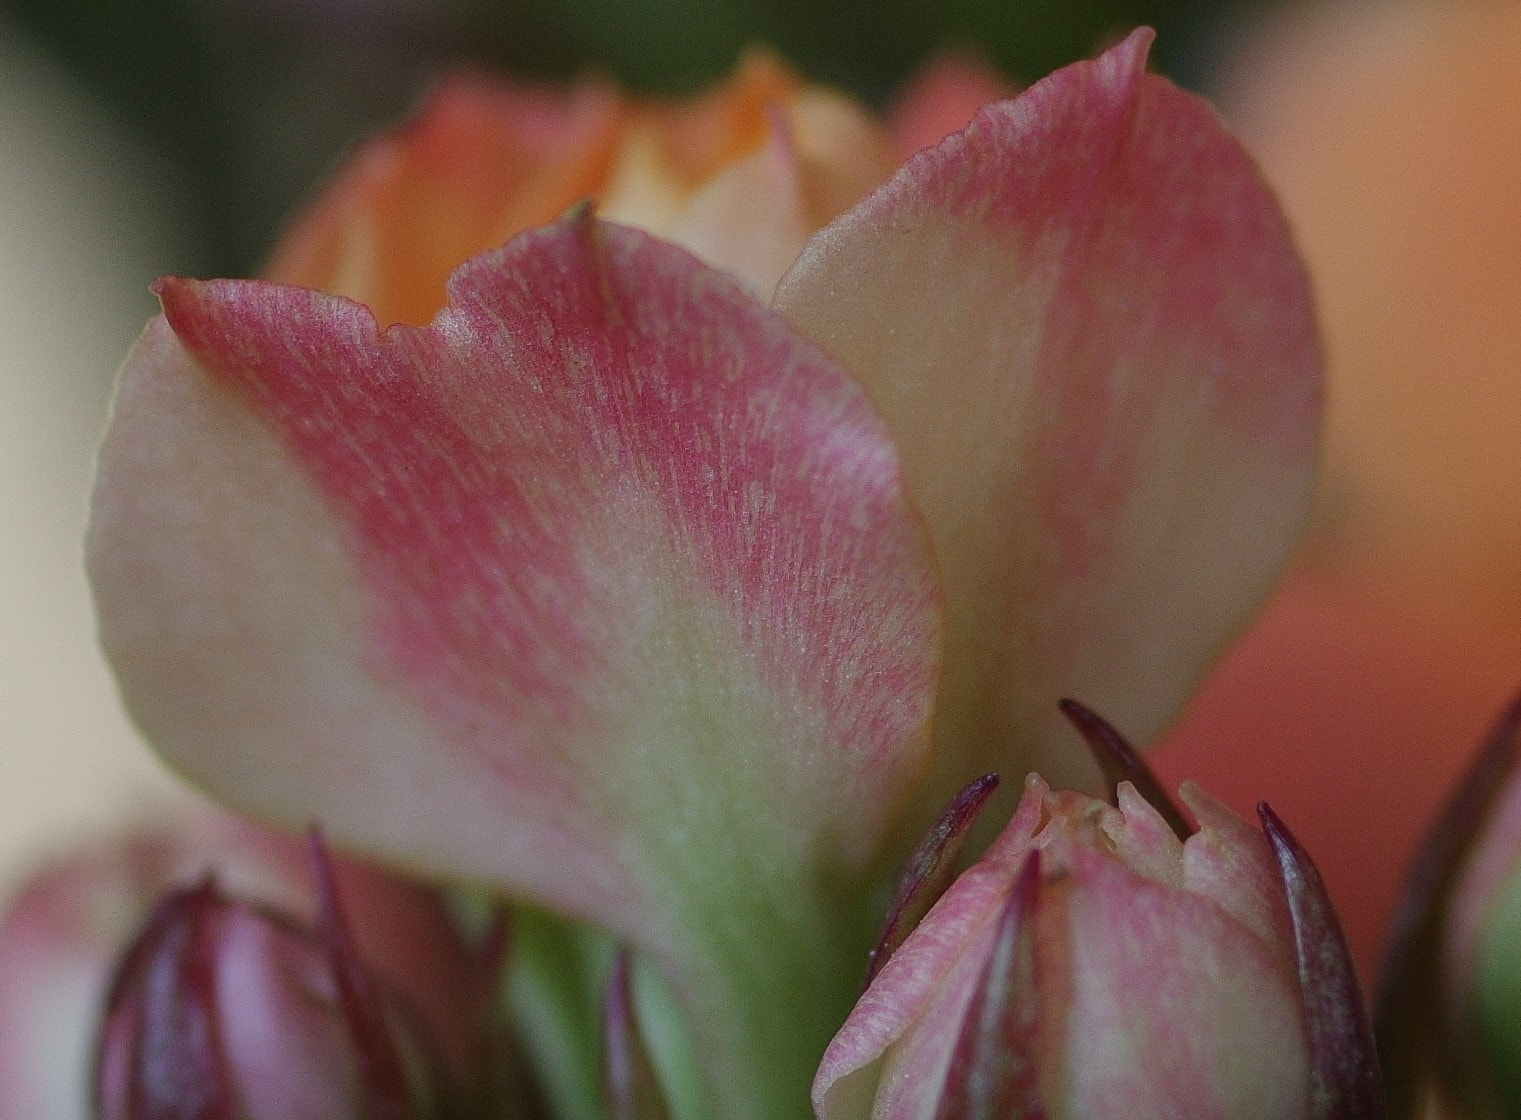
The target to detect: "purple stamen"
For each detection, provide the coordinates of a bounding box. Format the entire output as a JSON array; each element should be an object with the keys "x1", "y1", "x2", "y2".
[{"x1": 867, "y1": 773, "x2": 1000, "y2": 986}]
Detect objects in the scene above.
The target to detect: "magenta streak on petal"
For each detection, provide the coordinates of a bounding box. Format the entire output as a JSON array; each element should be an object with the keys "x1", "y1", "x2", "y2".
[
  {"x1": 1258, "y1": 804, "x2": 1386, "y2": 1120},
  {"x1": 602, "y1": 949, "x2": 670, "y2": 1120},
  {"x1": 307, "y1": 829, "x2": 418, "y2": 1120},
  {"x1": 1057, "y1": 699, "x2": 1191, "y2": 840},
  {"x1": 776, "y1": 27, "x2": 1322, "y2": 810},
  {"x1": 867, "y1": 773, "x2": 1000, "y2": 986},
  {"x1": 153, "y1": 213, "x2": 939, "y2": 853},
  {"x1": 916, "y1": 30, "x2": 1311, "y2": 577},
  {"x1": 1020, "y1": 32, "x2": 1316, "y2": 590},
  {"x1": 933, "y1": 851, "x2": 1044, "y2": 1120}
]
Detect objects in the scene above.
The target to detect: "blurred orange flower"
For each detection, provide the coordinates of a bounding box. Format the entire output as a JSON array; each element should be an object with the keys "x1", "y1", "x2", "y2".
[
  {"x1": 1155, "y1": 0, "x2": 1521, "y2": 979},
  {"x1": 265, "y1": 51, "x2": 1012, "y2": 326}
]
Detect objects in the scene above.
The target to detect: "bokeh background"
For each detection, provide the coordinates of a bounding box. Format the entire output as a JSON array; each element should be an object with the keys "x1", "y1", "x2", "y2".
[{"x1": 3, "y1": 0, "x2": 1520, "y2": 986}]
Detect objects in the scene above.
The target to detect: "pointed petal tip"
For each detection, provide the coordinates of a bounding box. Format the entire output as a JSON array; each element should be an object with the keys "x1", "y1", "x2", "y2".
[
  {"x1": 867, "y1": 773, "x2": 1001, "y2": 986},
  {"x1": 1258, "y1": 803, "x2": 1387, "y2": 1120},
  {"x1": 1058, "y1": 698, "x2": 1192, "y2": 841},
  {"x1": 562, "y1": 196, "x2": 598, "y2": 226},
  {"x1": 1115, "y1": 26, "x2": 1157, "y2": 66}
]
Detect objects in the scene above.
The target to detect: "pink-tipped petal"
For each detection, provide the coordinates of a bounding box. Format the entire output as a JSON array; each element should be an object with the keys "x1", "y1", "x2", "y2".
[
  {"x1": 90, "y1": 216, "x2": 941, "y2": 1120},
  {"x1": 888, "y1": 51, "x2": 1019, "y2": 161},
  {"x1": 813, "y1": 788, "x2": 1047, "y2": 1120},
  {"x1": 1051, "y1": 845, "x2": 1310, "y2": 1120},
  {"x1": 932, "y1": 852, "x2": 1043, "y2": 1120},
  {"x1": 775, "y1": 29, "x2": 1321, "y2": 807}
]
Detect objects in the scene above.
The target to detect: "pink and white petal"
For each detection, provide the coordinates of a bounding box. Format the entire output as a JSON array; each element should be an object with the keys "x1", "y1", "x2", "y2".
[
  {"x1": 1053, "y1": 852, "x2": 1310, "y2": 1119},
  {"x1": 1179, "y1": 781, "x2": 1296, "y2": 966},
  {"x1": 775, "y1": 30, "x2": 1321, "y2": 809},
  {"x1": 814, "y1": 784, "x2": 1046, "y2": 1120},
  {"x1": 814, "y1": 861, "x2": 1010, "y2": 1120},
  {"x1": 90, "y1": 217, "x2": 941, "y2": 1120}
]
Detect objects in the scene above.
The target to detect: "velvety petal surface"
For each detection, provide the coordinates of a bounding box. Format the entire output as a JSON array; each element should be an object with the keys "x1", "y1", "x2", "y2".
[
  {"x1": 1052, "y1": 850, "x2": 1308, "y2": 1120},
  {"x1": 90, "y1": 216, "x2": 941, "y2": 1120},
  {"x1": 775, "y1": 30, "x2": 1321, "y2": 805}
]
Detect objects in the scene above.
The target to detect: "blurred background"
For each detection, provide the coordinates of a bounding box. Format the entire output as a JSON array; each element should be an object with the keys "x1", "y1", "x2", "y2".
[
  {"x1": 0, "y1": 0, "x2": 1270, "y2": 279},
  {"x1": 2, "y1": 0, "x2": 1519, "y2": 984}
]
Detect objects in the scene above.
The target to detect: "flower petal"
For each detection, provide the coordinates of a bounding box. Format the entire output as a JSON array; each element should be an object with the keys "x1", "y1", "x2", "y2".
[
  {"x1": 668, "y1": 97, "x2": 893, "y2": 300},
  {"x1": 813, "y1": 790, "x2": 1045, "y2": 1120},
  {"x1": 90, "y1": 216, "x2": 941, "y2": 1120},
  {"x1": 266, "y1": 74, "x2": 624, "y2": 328},
  {"x1": 1053, "y1": 847, "x2": 1310, "y2": 1120},
  {"x1": 775, "y1": 29, "x2": 1322, "y2": 806},
  {"x1": 887, "y1": 51, "x2": 1018, "y2": 161}
]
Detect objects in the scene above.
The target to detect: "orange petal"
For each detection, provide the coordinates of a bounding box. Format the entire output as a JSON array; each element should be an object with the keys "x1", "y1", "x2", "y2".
[{"x1": 267, "y1": 74, "x2": 625, "y2": 326}]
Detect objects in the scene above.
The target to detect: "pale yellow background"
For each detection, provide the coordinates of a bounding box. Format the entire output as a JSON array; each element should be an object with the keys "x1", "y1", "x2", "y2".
[{"x1": 0, "y1": 21, "x2": 189, "y2": 894}]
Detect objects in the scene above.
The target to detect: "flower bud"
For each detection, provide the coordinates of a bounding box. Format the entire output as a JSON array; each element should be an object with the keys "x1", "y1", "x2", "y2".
[
  {"x1": 95, "y1": 869, "x2": 446, "y2": 1120},
  {"x1": 1377, "y1": 691, "x2": 1521, "y2": 1119},
  {"x1": 0, "y1": 814, "x2": 498, "y2": 1119},
  {"x1": 817, "y1": 764, "x2": 1380, "y2": 1120}
]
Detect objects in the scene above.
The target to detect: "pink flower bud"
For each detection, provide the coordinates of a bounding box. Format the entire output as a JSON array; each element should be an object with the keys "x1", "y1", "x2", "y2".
[
  {"x1": 0, "y1": 815, "x2": 499, "y2": 1119},
  {"x1": 817, "y1": 766, "x2": 1381, "y2": 1120},
  {"x1": 95, "y1": 870, "x2": 445, "y2": 1120}
]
